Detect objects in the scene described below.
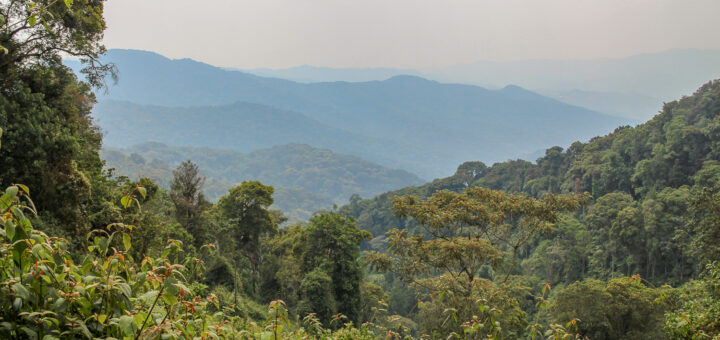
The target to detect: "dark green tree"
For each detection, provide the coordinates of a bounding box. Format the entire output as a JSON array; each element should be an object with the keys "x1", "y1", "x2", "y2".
[
  {"x1": 550, "y1": 277, "x2": 671, "y2": 340},
  {"x1": 217, "y1": 181, "x2": 278, "y2": 295},
  {"x1": 0, "y1": 0, "x2": 115, "y2": 240},
  {"x1": 169, "y1": 160, "x2": 210, "y2": 249},
  {"x1": 301, "y1": 212, "x2": 371, "y2": 324}
]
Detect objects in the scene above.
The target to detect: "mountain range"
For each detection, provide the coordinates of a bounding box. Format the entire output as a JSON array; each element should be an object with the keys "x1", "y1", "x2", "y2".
[
  {"x1": 244, "y1": 49, "x2": 720, "y2": 120},
  {"x1": 70, "y1": 49, "x2": 632, "y2": 179}
]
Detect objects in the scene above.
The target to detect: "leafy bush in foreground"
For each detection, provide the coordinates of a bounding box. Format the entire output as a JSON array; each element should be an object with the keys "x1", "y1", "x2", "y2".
[{"x1": 0, "y1": 184, "x2": 410, "y2": 339}]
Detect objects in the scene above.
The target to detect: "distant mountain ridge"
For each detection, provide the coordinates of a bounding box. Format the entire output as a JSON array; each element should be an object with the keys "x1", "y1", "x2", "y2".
[
  {"x1": 239, "y1": 48, "x2": 720, "y2": 120},
  {"x1": 76, "y1": 49, "x2": 631, "y2": 179},
  {"x1": 93, "y1": 100, "x2": 428, "y2": 175}
]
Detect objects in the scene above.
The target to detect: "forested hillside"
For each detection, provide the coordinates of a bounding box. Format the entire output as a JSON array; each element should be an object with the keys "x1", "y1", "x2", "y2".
[
  {"x1": 102, "y1": 142, "x2": 423, "y2": 221},
  {"x1": 349, "y1": 80, "x2": 720, "y2": 279},
  {"x1": 347, "y1": 81, "x2": 720, "y2": 336},
  {"x1": 73, "y1": 49, "x2": 632, "y2": 178}
]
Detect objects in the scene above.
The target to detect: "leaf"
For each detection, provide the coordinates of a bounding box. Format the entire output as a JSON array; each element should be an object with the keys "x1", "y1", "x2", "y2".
[
  {"x1": 120, "y1": 196, "x2": 131, "y2": 209},
  {"x1": 137, "y1": 186, "x2": 147, "y2": 199},
  {"x1": 119, "y1": 315, "x2": 134, "y2": 336},
  {"x1": 5, "y1": 220, "x2": 15, "y2": 240},
  {"x1": 123, "y1": 233, "x2": 131, "y2": 251},
  {"x1": 162, "y1": 293, "x2": 178, "y2": 306},
  {"x1": 1, "y1": 186, "x2": 18, "y2": 210},
  {"x1": 12, "y1": 283, "x2": 30, "y2": 300},
  {"x1": 52, "y1": 297, "x2": 66, "y2": 310},
  {"x1": 119, "y1": 283, "x2": 132, "y2": 299},
  {"x1": 17, "y1": 184, "x2": 29, "y2": 196},
  {"x1": 64, "y1": 0, "x2": 73, "y2": 8},
  {"x1": 138, "y1": 290, "x2": 158, "y2": 304}
]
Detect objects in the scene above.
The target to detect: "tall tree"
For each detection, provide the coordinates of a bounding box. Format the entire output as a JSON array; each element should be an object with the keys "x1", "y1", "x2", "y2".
[
  {"x1": 217, "y1": 181, "x2": 278, "y2": 295},
  {"x1": 0, "y1": 0, "x2": 114, "y2": 239},
  {"x1": 301, "y1": 212, "x2": 371, "y2": 324},
  {"x1": 367, "y1": 187, "x2": 584, "y2": 337},
  {"x1": 169, "y1": 160, "x2": 210, "y2": 248}
]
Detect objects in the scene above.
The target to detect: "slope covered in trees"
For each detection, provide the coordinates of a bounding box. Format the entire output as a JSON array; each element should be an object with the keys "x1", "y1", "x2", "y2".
[{"x1": 102, "y1": 142, "x2": 423, "y2": 221}]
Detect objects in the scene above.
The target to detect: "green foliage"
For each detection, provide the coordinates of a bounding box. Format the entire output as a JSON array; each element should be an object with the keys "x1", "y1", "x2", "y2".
[
  {"x1": 169, "y1": 160, "x2": 211, "y2": 249},
  {"x1": 0, "y1": 0, "x2": 115, "y2": 89},
  {"x1": 351, "y1": 80, "x2": 720, "y2": 300},
  {"x1": 550, "y1": 277, "x2": 671, "y2": 340},
  {"x1": 0, "y1": 63, "x2": 107, "y2": 238},
  {"x1": 217, "y1": 181, "x2": 278, "y2": 295},
  {"x1": 367, "y1": 187, "x2": 584, "y2": 338},
  {"x1": 666, "y1": 262, "x2": 720, "y2": 339},
  {"x1": 302, "y1": 212, "x2": 371, "y2": 324},
  {"x1": 688, "y1": 186, "x2": 720, "y2": 266},
  {"x1": 0, "y1": 184, "x2": 421, "y2": 339},
  {"x1": 297, "y1": 268, "x2": 337, "y2": 325}
]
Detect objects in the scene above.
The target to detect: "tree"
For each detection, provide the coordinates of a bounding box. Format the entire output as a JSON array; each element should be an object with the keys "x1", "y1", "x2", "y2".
[
  {"x1": 666, "y1": 262, "x2": 720, "y2": 339},
  {"x1": 689, "y1": 185, "x2": 720, "y2": 266},
  {"x1": 217, "y1": 181, "x2": 278, "y2": 295},
  {"x1": 1, "y1": 0, "x2": 115, "y2": 240},
  {"x1": 301, "y1": 212, "x2": 371, "y2": 324},
  {"x1": 297, "y1": 268, "x2": 337, "y2": 326},
  {"x1": 169, "y1": 160, "x2": 210, "y2": 249},
  {"x1": 0, "y1": 61, "x2": 107, "y2": 238},
  {"x1": 550, "y1": 277, "x2": 670, "y2": 340},
  {"x1": 367, "y1": 187, "x2": 584, "y2": 337},
  {"x1": 1, "y1": 0, "x2": 115, "y2": 89}
]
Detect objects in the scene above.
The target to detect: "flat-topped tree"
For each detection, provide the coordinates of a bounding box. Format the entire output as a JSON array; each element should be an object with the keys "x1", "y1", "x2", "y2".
[{"x1": 367, "y1": 187, "x2": 586, "y2": 337}]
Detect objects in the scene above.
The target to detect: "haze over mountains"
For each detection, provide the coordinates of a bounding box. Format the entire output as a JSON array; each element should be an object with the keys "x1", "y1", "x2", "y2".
[
  {"x1": 73, "y1": 49, "x2": 631, "y2": 181},
  {"x1": 246, "y1": 48, "x2": 720, "y2": 120}
]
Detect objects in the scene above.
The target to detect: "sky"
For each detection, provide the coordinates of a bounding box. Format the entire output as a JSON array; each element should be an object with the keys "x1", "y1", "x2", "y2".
[{"x1": 103, "y1": 0, "x2": 720, "y2": 69}]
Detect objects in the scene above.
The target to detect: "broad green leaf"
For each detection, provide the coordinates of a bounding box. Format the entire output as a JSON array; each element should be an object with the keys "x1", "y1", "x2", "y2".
[
  {"x1": 162, "y1": 293, "x2": 178, "y2": 306},
  {"x1": 28, "y1": 15, "x2": 37, "y2": 27},
  {"x1": 1, "y1": 186, "x2": 18, "y2": 210},
  {"x1": 119, "y1": 315, "x2": 134, "y2": 336},
  {"x1": 118, "y1": 283, "x2": 132, "y2": 299},
  {"x1": 64, "y1": 0, "x2": 73, "y2": 8},
  {"x1": 138, "y1": 290, "x2": 158, "y2": 304},
  {"x1": 123, "y1": 233, "x2": 131, "y2": 251},
  {"x1": 12, "y1": 283, "x2": 30, "y2": 300},
  {"x1": 77, "y1": 321, "x2": 92, "y2": 339},
  {"x1": 137, "y1": 186, "x2": 147, "y2": 199},
  {"x1": 17, "y1": 184, "x2": 29, "y2": 196},
  {"x1": 120, "y1": 195, "x2": 131, "y2": 209},
  {"x1": 133, "y1": 312, "x2": 145, "y2": 328},
  {"x1": 52, "y1": 297, "x2": 66, "y2": 310},
  {"x1": 5, "y1": 220, "x2": 15, "y2": 240}
]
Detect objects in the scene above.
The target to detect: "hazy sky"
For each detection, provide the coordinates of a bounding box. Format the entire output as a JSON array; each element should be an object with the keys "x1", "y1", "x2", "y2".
[{"x1": 103, "y1": 0, "x2": 720, "y2": 69}]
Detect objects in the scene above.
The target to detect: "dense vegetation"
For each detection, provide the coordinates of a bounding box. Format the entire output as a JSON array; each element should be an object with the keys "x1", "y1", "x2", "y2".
[
  {"x1": 3, "y1": 1, "x2": 720, "y2": 339},
  {"x1": 347, "y1": 79, "x2": 720, "y2": 337},
  {"x1": 101, "y1": 142, "x2": 423, "y2": 221}
]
